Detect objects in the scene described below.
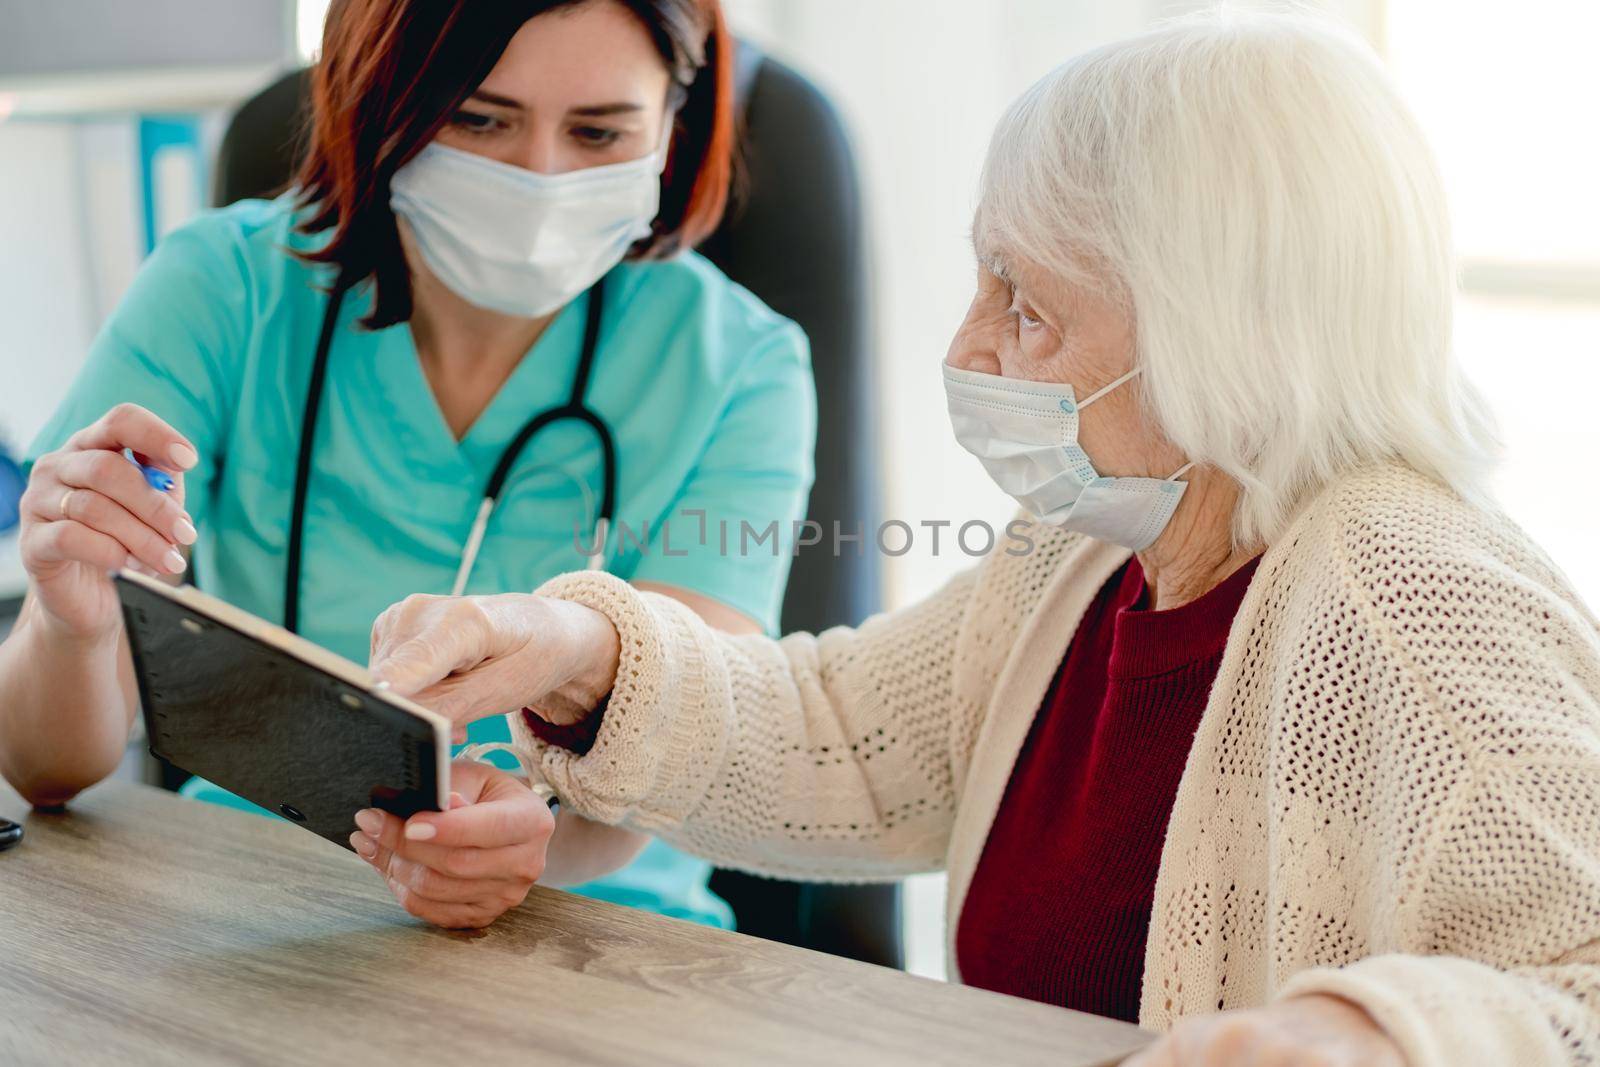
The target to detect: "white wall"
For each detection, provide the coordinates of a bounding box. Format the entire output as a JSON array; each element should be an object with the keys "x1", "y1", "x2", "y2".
[{"x1": 0, "y1": 123, "x2": 101, "y2": 454}]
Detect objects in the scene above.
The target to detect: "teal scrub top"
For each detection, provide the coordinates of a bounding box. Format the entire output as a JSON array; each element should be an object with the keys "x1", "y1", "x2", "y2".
[{"x1": 28, "y1": 195, "x2": 817, "y2": 929}]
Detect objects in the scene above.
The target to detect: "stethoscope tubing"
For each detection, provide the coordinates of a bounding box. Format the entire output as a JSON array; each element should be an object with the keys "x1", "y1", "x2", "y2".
[{"x1": 284, "y1": 275, "x2": 616, "y2": 634}]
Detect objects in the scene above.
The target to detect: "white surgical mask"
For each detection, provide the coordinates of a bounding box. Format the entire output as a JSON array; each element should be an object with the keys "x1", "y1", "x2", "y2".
[
  {"x1": 943, "y1": 363, "x2": 1192, "y2": 551},
  {"x1": 390, "y1": 126, "x2": 670, "y2": 318}
]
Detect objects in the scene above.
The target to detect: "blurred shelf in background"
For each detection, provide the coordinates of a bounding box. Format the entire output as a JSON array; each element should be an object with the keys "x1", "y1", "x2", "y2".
[
  {"x1": 0, "y1": 63, "x2": 286, "y2": 119},
  {"x1": 0, "y1": 0, "x2": 292, "y2": 117}
]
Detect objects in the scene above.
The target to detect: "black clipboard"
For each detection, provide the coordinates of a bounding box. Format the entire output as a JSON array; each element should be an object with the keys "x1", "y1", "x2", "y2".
[{"x1": 115, "y1": 569, "x2": 450, "y2": 849}]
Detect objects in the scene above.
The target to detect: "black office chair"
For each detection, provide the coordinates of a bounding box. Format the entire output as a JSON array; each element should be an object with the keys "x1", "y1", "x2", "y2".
[{"x1": 211, "y1": 44, "x2": 899, "y2": 969}]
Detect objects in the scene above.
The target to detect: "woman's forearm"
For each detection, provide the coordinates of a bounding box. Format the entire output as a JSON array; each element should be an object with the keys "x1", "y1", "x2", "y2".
[
  {"x1": 531, "y1": 589, "x2": 711, "y2": 887},
  {"x1": 0, "y1": 596, "x2": 139, "y2": 806},
  {"x1": 506, "y1": 571, "x2": 977, "y2": 881},
  {"x1": 537, "y1": 809, "x2": 651, "y2": 887}
]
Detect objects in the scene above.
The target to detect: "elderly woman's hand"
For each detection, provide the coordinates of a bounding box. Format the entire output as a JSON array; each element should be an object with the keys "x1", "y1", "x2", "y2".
[
  {"x1": 350, "y1": 758, "x2": 555, "y2": 929},
  {"x1": 1122, "y1": 996, "x2": 1404, "y2": 1067},
  {"x1": 369, "y1": 592, "x2": 620, "y2": 742}
]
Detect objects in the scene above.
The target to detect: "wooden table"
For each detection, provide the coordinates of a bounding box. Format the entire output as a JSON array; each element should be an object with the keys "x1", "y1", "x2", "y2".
[{"x1": 0, "y1": 779, "x2": 1150, "y2": 1066}]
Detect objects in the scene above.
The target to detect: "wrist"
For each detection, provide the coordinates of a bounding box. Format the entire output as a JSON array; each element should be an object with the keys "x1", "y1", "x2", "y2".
[
  {"x1": 544, "y1": 597, "x2": 620, "y2": 718},
  {"x1": 24, "y1": 597, "x2": 123, "y2": 658}
]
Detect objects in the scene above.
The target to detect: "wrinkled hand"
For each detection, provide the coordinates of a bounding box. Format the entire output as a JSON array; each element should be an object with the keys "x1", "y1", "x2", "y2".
[
  {"x1": 350, "y1": 758, "x2": 555, "y2": 929},
  {"x1": 369, "y1": 592, "x2": 619, "y2": 743},
  {"x1": 1123, "y1": 995, "x2": 1405, "y2": 1067}
]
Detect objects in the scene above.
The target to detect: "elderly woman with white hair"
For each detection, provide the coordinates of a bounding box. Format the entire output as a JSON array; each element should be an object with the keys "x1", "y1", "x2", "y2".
[{"x1": 356, "y1": 10, "x2": 1600, "y2": 1065}]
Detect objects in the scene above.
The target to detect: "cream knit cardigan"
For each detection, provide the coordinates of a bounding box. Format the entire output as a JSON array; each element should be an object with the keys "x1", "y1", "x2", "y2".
[{"x1": 508, "y1": 463, "x2": 1600, "y2": 1066}]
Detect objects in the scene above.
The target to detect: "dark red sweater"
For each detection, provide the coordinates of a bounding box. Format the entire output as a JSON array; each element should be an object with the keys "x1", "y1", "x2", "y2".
[{"x1": 955, "y1": 554, "x2": 1260, "y2": 1021}]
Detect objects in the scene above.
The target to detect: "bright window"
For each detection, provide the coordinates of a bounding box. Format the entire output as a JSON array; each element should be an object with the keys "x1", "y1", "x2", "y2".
[
  {"x1": 1386, "y1": 0, "x2": 1600, "y2": 602},
  {"x1": 296, "y1": 0, "x2": 333, "y2": 62}
]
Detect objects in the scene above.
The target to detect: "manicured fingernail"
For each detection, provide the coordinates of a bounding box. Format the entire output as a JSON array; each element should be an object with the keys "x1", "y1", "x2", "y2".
[
  {"x1": 349, "y1": 831, "x2": 376, "y2": 859},
  {"x1": 449, "y1": 792, "x2": 467, "y2": 809},
  {"x1": 354, "y1": 809, "x2": 382, "y2": 836},
  {"x1": 173, "y1": 517, "x2": 197, "y2": 545},
  {"x1": 169, "y1": 443, "x2": 198, "y2": 469},
  {"x1": 163, "y1": 548, "x2": 186, "y2": 574},
  {"x1": 404, "y1": 820, "x2": 436, "y2": 841}
]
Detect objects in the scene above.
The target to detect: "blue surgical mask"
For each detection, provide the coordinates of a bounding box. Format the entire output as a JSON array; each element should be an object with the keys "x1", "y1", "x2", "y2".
[{"x1": 943, "y1": 363, "x2": 1192, "y2": 551}]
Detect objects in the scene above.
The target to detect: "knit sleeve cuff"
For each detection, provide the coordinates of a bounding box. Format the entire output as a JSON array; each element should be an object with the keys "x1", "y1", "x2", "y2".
[
  {"x1": 503, "y1": 571, "x2": 733, "y2": 832},
  {"x1": 1277, "y1": 953, "x2": 1566, "y2": 1067}
]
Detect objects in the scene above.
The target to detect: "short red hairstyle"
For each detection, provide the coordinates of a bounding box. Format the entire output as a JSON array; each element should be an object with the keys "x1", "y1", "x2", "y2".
[{"x1": 294, "y1": 0, "x2": 734, "y2": 328}]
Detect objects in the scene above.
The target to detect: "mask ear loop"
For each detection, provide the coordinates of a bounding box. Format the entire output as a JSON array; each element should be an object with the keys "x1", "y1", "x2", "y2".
[
  {"x1": 1077, "y1": 367, "x2": 1143, "y2": 409},
  {"x1": 1066, "y1": 365, "x2": 1192, "y2": 481}
]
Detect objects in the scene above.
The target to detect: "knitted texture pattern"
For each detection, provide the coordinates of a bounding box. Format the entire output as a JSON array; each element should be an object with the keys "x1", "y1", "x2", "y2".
[{"x1": 512, "y1": 464, "x2": 1600, "y2": 1067}]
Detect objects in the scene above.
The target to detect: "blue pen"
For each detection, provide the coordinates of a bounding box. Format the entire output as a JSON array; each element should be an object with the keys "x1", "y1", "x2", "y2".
[{"x1": 125, "y1": 449, "x2": 175, "y2": 492}]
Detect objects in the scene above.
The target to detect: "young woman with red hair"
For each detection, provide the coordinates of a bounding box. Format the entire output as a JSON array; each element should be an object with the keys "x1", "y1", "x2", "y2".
[{"x1": 0, "y1": 0, "x2": 815, "y2": 931}]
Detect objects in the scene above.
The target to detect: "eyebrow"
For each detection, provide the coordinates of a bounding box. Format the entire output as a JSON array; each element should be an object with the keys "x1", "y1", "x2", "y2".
[
  {"x1": 569, "y1": 102, "x2": 646, "y2": 118},
  {"x1": 465, "y1": 91, "x2": 646, "y2": 120},
  {"x1": 976, "y1": 247, "x2": 1015, "y2": 285},
  {"x1": 467, "y1": 89, "x2": 525, "y2": 110}
]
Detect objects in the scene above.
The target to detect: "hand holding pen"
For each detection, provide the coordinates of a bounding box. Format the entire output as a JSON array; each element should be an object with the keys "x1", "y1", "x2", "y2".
[{"x1": 14, "y1": 403, "x2": 198, "y2": 641}]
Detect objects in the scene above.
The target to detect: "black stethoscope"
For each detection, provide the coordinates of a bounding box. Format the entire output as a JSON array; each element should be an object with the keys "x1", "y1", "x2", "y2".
[{"x1": 282, "y1": 274, "x2": 616, "y2": 635}]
